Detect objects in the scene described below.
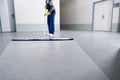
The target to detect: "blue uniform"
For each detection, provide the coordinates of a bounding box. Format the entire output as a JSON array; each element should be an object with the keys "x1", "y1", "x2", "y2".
[{"x1": 46, "y1": 0, "x2": 56, "y2": 34}]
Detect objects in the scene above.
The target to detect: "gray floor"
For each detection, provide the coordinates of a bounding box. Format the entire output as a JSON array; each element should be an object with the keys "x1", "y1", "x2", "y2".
[
  {"x1": 0, "y1": 41, "x2": 109, "y2": 80},
  {"x1": 0, "y1": 30, "x2": 120, "y2": 80}
]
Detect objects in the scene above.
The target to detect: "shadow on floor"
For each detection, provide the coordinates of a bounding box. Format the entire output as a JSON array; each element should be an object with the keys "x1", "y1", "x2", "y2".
[{"x1": 108, "y1": 49, "x2": 120, "y2": 80}]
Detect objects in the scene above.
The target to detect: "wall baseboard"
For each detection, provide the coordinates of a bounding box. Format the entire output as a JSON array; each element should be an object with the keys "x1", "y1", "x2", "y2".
[
  {"x1": 60, "y1": 24, "x2": 92, "y2": 31},
  {"x1": 16, "y1": 24, "x2": 60, "y2": 32},
  {"x1": 112, "y1": 23, "x2": 120, "y2": 32},
  {"x1": 61, "y1": 23, "x2": 120, "y2": 32}
]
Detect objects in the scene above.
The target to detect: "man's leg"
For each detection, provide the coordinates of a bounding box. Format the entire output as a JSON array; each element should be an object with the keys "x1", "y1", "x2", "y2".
[
  {"x1": 50, "y1": 12, "x2": 55, "y2": 34},
  {"x1": 47, "y1": 15, "x2": 54, "y2": 38},
  {"x1": 47, "y1": 15, "x2": 51, "y2": 34}
]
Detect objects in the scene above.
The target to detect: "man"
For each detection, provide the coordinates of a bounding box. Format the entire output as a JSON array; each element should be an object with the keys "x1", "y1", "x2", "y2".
[{"x1": 44, "y1": 0, "x2": 56, "y2": 38}]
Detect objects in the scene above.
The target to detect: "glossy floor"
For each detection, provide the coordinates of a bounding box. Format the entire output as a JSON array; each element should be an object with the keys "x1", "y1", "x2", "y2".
[{"x1": 0, "y1": 30, "x2": 120, "y2": 80}]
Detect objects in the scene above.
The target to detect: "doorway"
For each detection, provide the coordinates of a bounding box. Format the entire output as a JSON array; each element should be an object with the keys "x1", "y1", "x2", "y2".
[
  {"x1": 7, "y1": 0, "x2": 16, "y2": 32},
  {"x1": 93, "y1": 0, "x2": 113, "y2": 31}
]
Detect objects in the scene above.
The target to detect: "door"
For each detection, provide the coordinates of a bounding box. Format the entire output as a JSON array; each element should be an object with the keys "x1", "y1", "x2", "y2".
[
  {"x1": 7, "y1": 0, "x2": 16, "y2": 32},
  {"x1": 93, "y1": 0, "x2": 113, "y2": 31}
]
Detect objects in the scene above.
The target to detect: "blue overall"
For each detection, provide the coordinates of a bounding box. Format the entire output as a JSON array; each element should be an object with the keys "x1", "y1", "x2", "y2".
[
  {"x1": 47, "y1": 10, "x2": 56, "y2": 34},
  {"x1": 46, "y1": 1, "x2": 56, "y2": 34}
]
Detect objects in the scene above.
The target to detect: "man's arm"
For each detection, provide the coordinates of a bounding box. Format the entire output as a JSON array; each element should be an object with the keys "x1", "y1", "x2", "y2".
[{"x1": 49, "y1": 5, "x2": 54, "y2": 13}]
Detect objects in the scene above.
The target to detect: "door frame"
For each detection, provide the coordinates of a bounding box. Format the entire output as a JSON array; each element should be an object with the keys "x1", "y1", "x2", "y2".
[
  {"x1": 92, "y1": 0, "x2": 114, "y2": 32},
  {"x1": 12, "y1": 0, "x2": 16, "y2": 32},
  {"x1": 8, "y1": 0, "x2": 16, "y2": 32}
]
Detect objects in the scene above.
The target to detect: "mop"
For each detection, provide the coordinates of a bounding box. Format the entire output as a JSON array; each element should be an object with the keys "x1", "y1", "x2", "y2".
[{"x1": 12, "y1": 0, "x2": 73, "y2": 41}]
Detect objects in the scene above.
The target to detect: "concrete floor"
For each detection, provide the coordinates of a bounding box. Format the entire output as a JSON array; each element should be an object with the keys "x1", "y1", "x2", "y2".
[{"x1": 0, "y1": 30, "x2": 120, "y2": 80}]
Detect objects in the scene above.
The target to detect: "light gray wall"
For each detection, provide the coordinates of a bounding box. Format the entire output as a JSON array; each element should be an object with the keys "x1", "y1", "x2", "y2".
[
  {"x1": 119, "y1": 4, "x2": 120, "y2": 24},
  {"x1": 0, "y1": 1, "x2": 1, "y2": 32},
  {"x1": 60, "y1": 0, "x2": 93, "y2": 30},
  {"x1": 61, "y1": 0, "x2": 92, "y2": 24},
  {"x1": 0, "y1": 16, "x2": 1, "y2": 32},
  {"x1": 112, "y1": 0, "x2": 120, "y2": 31},
  {"x1": 60, "y1": 0, "x2": 120, "y2": 31},
  {"x1": 0, "y1": 0, "x2": 11, "y2": 32}
]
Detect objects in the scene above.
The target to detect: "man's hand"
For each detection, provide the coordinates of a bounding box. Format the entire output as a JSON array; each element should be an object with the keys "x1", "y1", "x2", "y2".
[
  {"x1": 44, "y1": 12, "x2": 50, "y2": 16},
  {"x1": 44, "y1": 6, "x2": 47, "y2": 10}
]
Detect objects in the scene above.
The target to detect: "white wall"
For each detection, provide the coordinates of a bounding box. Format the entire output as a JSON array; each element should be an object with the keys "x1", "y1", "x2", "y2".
[
  {"x1": 0, "y1": 1, "x2": 1, "y2": 32},
  {"x1": 0, "y1": 0, "x2": 11, "y2": 32},
  {"x1": 60, "y1": 0, "x2": 120, "y2": 31},
  {"x1": 14, "y1": 0, "x2": 60, "y2": 31},
  {"x1": 60, "y1": 0, "x2": 92, "y2": 24},
  {"x1": 60, "y1": 0, "x2": 76, "y2": 24},
  {"x1": 76, "y1": 0, "x2": 92, "y2": 24},
  {"x1": 113, "y1": 0, "x2": 120, "y2": 23},
  {"x1": 112, "y1": 0, "x2": 120, "y2": 31},
  {"x1": 60, "y1": 0, "x2": 93, "y2": 30}
]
